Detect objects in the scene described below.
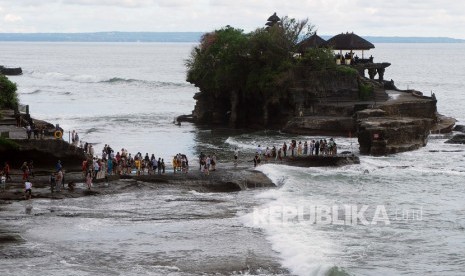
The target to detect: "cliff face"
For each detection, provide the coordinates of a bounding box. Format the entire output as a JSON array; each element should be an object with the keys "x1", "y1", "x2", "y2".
[
  {"x1": 357, "y1": 117, "x2": 433, "y2": 155},
  {"x1": 189, "y1": 68, "x2": 360, "y2": 129},
  {"x1": 1, "y1": 139, "x2": 86, "y2": 171}
]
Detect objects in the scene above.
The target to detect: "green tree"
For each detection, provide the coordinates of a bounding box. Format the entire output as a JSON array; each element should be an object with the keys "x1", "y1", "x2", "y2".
[{"x1": 0, "y1": 74, "x2": 19, "y2": 109}]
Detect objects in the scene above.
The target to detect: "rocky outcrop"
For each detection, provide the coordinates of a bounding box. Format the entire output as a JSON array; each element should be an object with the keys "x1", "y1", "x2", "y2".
[
  {"x1": 357, "y1": 116, "x2": 433, "y2": 156},
  {"x1": 453, "y1": 125, "x2": 465, "y2": 133},
  {"x1": 282, "y1": 116, "x2": 355, "y2": 136},
  {"x1": 185, "y1": 69, "x2": 361, "y2": 129},
  {"x1": 0, "y1": 66, "x2": 22, "y2": 75},
  {"x1": 445, "y1": 134, "x2": 465, "y2": 144},
  {"x1": 0, "y1": 139, "x2": 86, "y2": 170}
]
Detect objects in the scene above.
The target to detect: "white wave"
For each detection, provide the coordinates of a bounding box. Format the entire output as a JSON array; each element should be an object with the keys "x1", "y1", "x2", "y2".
[
  {"x1": 242, "y1": 164, "x2": 340, "y2": 276},
  {"x1": 29, "y1": 71, "x2": 105, "y2": 83},
  {"x1": 225, "y1": 137, "x2": 259, "y2": 150}
]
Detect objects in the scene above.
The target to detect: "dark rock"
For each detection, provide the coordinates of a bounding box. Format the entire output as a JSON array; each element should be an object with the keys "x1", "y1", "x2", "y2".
[
  {"x1": 0, "y1": 66, "x2": 22, "y2": 75},
  {"x1": 356, "y1": 108, "x2": 386, "y2": 119},
  {"x1": 453, "y1": 125, "x2": 465, "y2": 133},
  {"x1": 357, "y1": 117, "x2": 433, "y2": 156},
  {"x1": 282, "y1": 116, "x2": 355, "y2": 136},
  {"x1": 445, "y1": 134, "x2": 465, "y2": 144},
  {"x1": 0, "y1": 139, "x2": 86, "y2": 171},
  {"x1": 280, "y1": 155, "x2": 360, "y2": 167}
]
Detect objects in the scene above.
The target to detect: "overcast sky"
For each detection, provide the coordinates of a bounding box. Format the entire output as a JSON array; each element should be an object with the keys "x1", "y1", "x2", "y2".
[{"x1": 0, "y1": 0, "x2": 464, "y2": 38}]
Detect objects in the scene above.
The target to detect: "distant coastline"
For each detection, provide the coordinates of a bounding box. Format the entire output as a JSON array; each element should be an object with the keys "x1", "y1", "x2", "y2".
[{"x1": 0, "y1": 32, "x2": 463, "y2": 43}]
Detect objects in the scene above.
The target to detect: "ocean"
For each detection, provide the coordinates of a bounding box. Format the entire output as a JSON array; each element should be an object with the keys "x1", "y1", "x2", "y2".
[{"x1": 1, "y1": 42, "x2": 465, "y2": 275}]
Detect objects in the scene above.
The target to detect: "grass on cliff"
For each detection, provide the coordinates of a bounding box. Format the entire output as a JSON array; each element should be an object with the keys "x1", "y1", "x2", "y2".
[
  {"x1": 0, "y1": 137, "x2": 20, "y2": 150},
  {"x1": 336, "y1": 66, "x2": 359, "y2": 77},
  {"x1": 359, "y1": 82, "x2": 374, "y2": 101}
]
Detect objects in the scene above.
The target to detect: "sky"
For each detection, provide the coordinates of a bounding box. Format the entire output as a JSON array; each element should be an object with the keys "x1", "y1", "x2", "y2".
[{"x1": 0, "y1": 0, "x2": 464, "y2": 39}]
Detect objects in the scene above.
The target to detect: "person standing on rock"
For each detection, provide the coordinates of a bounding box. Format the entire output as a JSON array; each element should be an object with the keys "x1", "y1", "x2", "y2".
[
  {"x1": 234, "y1": 147, "x2": 239, "y2": 167},
  {"x1": 71, "y1": 130, "x2": 76, "y2": 144},
  {"x1": 21, "y1": 161, "x2": 29, "y2": 181},
  {"x1": 157, "y1": 158, "x2": 162, "y2": 175},
  {"x1": 74, "y1": 132, "x2": 80, "y2": 147},
  {"x1": 282, "y1": 142, "x2": 287, "y2": 158},
  {"x1": 85, "y1": 170, "x2": 92, "y2": 190},
  {"x1": 50, "y1": 172, "x2": 56, "y2": 193},
  {"x1": 315, "y1": 140, "x2": 320, "y2": 156},
  {"x1": 199, "y1": 152, "x2": 205, "y2": 170},
  {"x1": 56, "y1": 169, "x2": 63, "y2": 192},
  {"x1": 24, "y1": 179, "x2": 32, "y2": 200},
  {"x1": 161, "y1": 159, "x2": 165, "y2": 174},
  {"x1": 26, "y1": 124, "x2": 32, "y2": 139},
  {"x1": 3, "y1": 162, "x2": 11, "y2": 181}
]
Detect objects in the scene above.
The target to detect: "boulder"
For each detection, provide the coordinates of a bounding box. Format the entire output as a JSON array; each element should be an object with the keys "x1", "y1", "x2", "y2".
[
  {"x1": 357, "y1": 117, "x2": 433, "y2": 156},
  {"x1": 445, "y1": 134, "x2": 465, "y2": 144},
  {"x1": 453, "y1": 125, "x2": 465, "y2": 133}
]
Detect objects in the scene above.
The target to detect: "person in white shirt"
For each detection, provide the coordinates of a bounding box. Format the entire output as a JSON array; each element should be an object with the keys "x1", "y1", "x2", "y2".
[{"x1": 24, "y1": 179, "x2": 32, "y2": 200}]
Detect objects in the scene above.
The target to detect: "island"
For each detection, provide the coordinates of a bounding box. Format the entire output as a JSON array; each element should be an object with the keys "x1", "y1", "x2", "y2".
[{"x1": 179, "y1": 13, "x2": 455, "y2": 156}]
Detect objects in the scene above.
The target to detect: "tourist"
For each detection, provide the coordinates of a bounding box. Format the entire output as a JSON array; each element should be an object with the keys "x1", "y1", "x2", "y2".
[
  {"x1": 157, "y1": 158, "x2": 162, "y2": 175},
  {"x1": 49, "y1": 172, "x2": 56, "y2": 193},
  {"x1": 199, "y1": 152, "x2": 205, "y2": 170},
  {"x1": 172, "y1": 156, "x2": 177, "y2": 173},
  {"x1": 3, "y1": 162, "x2": 11, "y2": 181},
  {"x1": 134, "y1": 157, "x2": 141, "y2": 175},
  {"x1": 277, "y1": 148, "x2": 282, "y2": 161},
  {"x1": 303, "y1": 141, "x2": 308, "y2": 155},
  {"x1": 282, "y1": 142, "x2": 287, "y2": 157},
  {"x1": 33, "y1": 124, "x2": 39, "y2": 139},
  {"x1": 297, "y1": 141, "x2": 303, "y2": 156},
  {"x1": 56, "y1": 160, "x2": 62, "y2": 172},
  {"x1": 205, "y1": 155, "x2": 211, "y2": 175},
  {"x1": 234, "y1": 147, "x2": 239, "y2": 167},
  {"x1": 182, "y1": 154, "x2": 189, "y2": 173},
  {"x1": 56, "y1": 169, "x2": 63, "y2": 192},
  {"x1": 26, "y1": 124, "x2": 32, "y2": 139},
  {"x1": 211, "y1": 153, "x2": 217, "y2": 171},
  {"x1": 107, "y1": 158, "x2": 113, "y2": 175},
  {"x1": 24, "y1": 179, "x2": 32, "y2": 200},
  {"x1": 264, "y1": 147, "x2": 270, "y2": 162},
  {"x1": 85, "y1": 170, "x2": 92, "y2": 190},
  {"x1": 257, "y1": 145, "x2": 262, "y2": 156},
  {"x1": 315, "y1": 140, "x2": 320, "y2": 156},
  {"x1": 253, "y1": 153, "x2": 261, "y2": 167},
  {"x1": 1, "y1": 173, "x2": 6, "y2": 191},
  {"x1": 72, "y1": 130, "x2": 76, "y2": 144},
  {"x1": 89, "y1": 145, "x2": 95, "y2": 157},
  {"x1": 21, "y1": 161, "x2": 29, "y2": 181},
  {"x1": 161, "y1": 159, "x2": 165, "y2": 174},
  {"x1": 74, "y1": 132, "x2": 80, "y2": 146},
  {"x1": 310, "y1": 140, "x2": 315, "y2": 155}
]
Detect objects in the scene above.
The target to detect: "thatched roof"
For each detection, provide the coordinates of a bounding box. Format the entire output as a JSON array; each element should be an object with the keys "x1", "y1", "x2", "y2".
[
  {"x1": 267, "y1": 12, "x2": 280, "y2": 23},
  {"x1": 297, "y1": 33, "x2": 326, "y2": 53},
  {"x1": 326, "y1": 32, "x2": 375, "y2": 50}
]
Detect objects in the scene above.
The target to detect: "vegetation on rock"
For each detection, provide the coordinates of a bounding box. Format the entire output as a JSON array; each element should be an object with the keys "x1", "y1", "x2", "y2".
[
  {"x1": 185, "y1": 17, "x2": 362, "y2": 128},
  {"x1": 0, "y1": 74, "x2": 19, "y2": 109}
]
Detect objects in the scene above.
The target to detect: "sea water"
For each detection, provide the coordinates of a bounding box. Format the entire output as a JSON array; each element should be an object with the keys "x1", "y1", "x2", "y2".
[{"x1": 1, "y1": 42, "x2": 465, "y2": 275}]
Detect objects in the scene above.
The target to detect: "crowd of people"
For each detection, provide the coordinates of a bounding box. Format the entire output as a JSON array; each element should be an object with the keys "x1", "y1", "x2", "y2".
[
  {"x1": 1, "y1": 126, "x2": 341, "y2": 198},
  {"x1": 80, "y1": 144, "x2": 168, "y2": 189},
  {"x1": 252, "y1": 138, "x2": 338, "y2": 167}
]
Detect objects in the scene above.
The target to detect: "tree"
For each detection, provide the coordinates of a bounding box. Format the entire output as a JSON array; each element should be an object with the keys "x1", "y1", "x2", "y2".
[{"x1": 0, "y1": 74, "x2": 18, "y2": 109}]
